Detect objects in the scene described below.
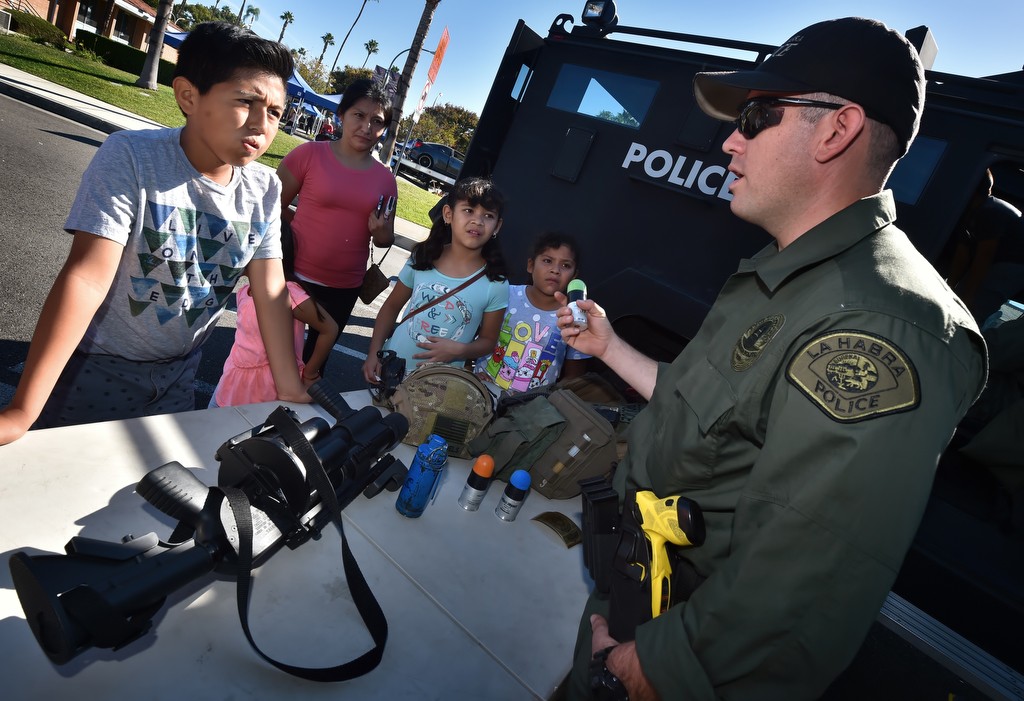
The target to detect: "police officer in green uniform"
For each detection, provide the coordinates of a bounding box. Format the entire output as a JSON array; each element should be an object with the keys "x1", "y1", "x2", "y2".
[{"x1": 558, "y1": 17, "x2": 987, "y2": 701}]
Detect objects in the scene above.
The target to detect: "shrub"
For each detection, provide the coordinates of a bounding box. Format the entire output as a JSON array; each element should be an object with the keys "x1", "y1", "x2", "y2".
[
  {"x1": 72, "y1": 41, "x2": 104, "y2": 64},
  {"x1": 75, "y1": 32, "x2": 175, "y2": 86},
  {"x1": 8, "y1": 10, "x2": 68, "y2": 48}
]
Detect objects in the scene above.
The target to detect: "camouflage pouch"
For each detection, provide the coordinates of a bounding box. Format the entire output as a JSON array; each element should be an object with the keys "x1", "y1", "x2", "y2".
[{"x1": 386, "y1": 363, "x2": 495, "y2": 459}]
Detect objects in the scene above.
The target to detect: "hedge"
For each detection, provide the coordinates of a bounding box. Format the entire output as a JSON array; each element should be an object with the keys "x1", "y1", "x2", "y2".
[
  {"x1": 75, "y1": 31, "x2": 176, "y2": 86},
  {"x1": 8, "y1": 9, "x2": 68, "y2": 46}
]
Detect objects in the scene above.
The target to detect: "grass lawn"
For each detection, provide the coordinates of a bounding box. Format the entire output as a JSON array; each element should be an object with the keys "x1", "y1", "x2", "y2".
[
  {"x1": 395, "y1": 177, "x2": 441, "y2": 228},
  {"x1": 0, "y1": 32, "x2": 438, "y2": 225}
]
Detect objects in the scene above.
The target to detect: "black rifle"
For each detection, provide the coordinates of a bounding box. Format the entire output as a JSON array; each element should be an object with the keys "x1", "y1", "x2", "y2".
[{"x1": 8, "y1": 380, "x2": 409, "y2": 669}]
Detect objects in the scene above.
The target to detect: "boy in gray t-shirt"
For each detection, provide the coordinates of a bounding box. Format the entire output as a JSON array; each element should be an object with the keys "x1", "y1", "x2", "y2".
[{"x1": 0, "y1": 22, "x2": 310, "y2": 444}]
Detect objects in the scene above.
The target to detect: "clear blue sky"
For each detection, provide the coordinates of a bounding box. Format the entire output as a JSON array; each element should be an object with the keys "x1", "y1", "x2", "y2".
[{"x1": 240, "y1": 0, "x2": 1024, "y2": 116}]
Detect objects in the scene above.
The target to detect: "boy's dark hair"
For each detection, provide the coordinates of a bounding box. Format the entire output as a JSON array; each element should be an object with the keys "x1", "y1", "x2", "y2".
[
  {"x1": 530, "y1": 231, "x2": 581, "y2": 272},
  {"x1": 174, "y1": 22, "x2": 294, "y2": 94},
  {"x1": 337, "y1": 78, "x2": 394, "y2": 126},
  {"x1": 412, "y1": 178, "x2": 507, "y2": 281}
]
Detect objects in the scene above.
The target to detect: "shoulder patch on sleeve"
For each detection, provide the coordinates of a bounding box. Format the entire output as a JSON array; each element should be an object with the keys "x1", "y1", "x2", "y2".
[{"x1": 787, "y1": 330, "x2": 919, "y2": 422}]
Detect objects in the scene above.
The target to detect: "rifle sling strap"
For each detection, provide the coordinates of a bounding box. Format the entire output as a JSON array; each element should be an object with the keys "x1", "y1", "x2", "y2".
[{"x1": 225, "y1": 406, "x2": 387, "y2": 681}]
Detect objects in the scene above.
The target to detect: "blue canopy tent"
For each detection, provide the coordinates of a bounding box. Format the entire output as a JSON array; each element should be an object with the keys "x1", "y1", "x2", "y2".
[
  {"x1": 163, "y1": 30, "x2": 188, "y2": 49},
  {"x1": 286, "y1": 70, "x2": 342, "y2": 112}
]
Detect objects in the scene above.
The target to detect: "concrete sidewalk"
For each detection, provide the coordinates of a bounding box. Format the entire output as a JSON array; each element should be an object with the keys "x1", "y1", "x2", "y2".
[{"x1": 0, "y1": 60, "x2": 430, "y2": 248}]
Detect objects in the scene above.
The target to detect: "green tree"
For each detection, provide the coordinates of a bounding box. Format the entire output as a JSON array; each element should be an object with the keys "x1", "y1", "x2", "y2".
[
  {"x1": 397, "y1": 103, "x2": 478, "y2": 154},
  {"x1": 318, "y1": 32, "x2": 335, "y2": 64},
  {"x1": 170, "y1": 1, "x2": 189, "y2": 24},
  {"x1": 327, "y1": 0, "x2": 379, "y2": 76},
  {"x1": 277, "y1": 10, "x2": 294, "y2": 43},
  {"x1": 329, "y1": 65, "x2": 374, "y2": 94},
  {"x1": 176, "y1": 3, "x2": 237, "y2": 30},
  {"x1": 295, "y1": 55, "x2": 328, "y2": 94},
  {"x1": 362, "y1": 39, "x2": 379, "y2": 68},
  {"x1": 236, "y1": 1, "x2": 247, "y2": 26},
  {"x1": 136, "y1": 0, "x2": 174, "y2": 90},
  {"x1": 381, "y1": 0, "x2": 441, "y2": 163}
]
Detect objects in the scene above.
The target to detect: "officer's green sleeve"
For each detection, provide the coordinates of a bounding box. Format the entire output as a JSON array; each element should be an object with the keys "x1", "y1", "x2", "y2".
[{"x1": 634, "y1": 313, "x2": 986, "y2": 700}]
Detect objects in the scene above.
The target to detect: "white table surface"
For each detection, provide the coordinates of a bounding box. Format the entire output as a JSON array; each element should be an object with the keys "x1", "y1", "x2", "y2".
[{"x1": 0, "y1": 393, "x2": 592, "y2": 700}]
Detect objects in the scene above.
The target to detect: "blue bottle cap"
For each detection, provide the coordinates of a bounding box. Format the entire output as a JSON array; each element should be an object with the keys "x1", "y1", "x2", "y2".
[{"x1": 510, "y1": 469, "x2": 532, "y2": 490}]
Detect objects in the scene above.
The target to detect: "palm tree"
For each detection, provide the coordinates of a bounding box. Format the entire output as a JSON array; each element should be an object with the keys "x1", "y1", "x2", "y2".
[
  {"x1": 243, "y1": 5, "x2": 260, "y2": 28},
  {"x1": 136, "y1": 0, "x2": 174, "y2": 90},
  {"x1": 277, "y1": 10, "x2": 294, "y2": 43},
  {"x1": 381, "y1": 0, "x2": 441, "y2": 163},
  {"x1": 361, "y1": 39, "x2": 379, "y2": 68},
  {"x1": 318, "y1": 32, "x2": 335, "y2": 64},
  {"x1": 328, "y1": 0, "x2": 379, "y2": 76},
  {"x1": 236, "y1": 1, "x2": 246, "y2": 26}
]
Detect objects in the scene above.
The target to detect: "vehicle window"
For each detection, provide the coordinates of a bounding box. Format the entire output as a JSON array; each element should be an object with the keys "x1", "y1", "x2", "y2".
[
  {"x1": 887, "y1": 135, "x2": 947, "y2": 205},
  {"x1": 511, "y1": 63, "x2": 532, "y2": 103},
  {"x1": 546, "y1": 64, "x2": 659, "y2": 129}
]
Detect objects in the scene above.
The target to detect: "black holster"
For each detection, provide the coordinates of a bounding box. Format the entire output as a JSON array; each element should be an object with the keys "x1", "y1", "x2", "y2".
[
  {"x1": 607, "y1": 489, "x2": 651, "y2": 641},
  {"x1": 580, "y1": 478, "x2": 707, "y2": 642}
]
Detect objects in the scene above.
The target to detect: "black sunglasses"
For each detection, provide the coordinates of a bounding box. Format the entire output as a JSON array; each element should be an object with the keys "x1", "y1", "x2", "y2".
[{"x1": 735, "y1": 97, "x2": 845, "y2": 139}]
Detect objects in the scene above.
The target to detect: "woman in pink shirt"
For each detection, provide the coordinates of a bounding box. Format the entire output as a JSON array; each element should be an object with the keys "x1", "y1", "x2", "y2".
[{"x1": 278, "y1": 79, "x2": 397, "y2": 375}]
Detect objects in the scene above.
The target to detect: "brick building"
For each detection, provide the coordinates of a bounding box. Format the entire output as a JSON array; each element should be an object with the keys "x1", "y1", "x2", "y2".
[{"x1": 4, "y1": 0, "x2": 179, "y2": 61}]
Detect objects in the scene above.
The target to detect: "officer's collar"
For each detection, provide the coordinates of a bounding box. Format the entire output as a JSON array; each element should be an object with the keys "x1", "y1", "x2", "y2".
[{"x1": 738, "y1": 191, "x2": 897, "y2": 292}]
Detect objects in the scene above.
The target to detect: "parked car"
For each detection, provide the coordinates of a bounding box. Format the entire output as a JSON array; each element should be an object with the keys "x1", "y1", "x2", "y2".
[
  {"x1": 404, "y1": 141, "x2": 465, "y2": 179},
  {"x1": 391, "y1": 138, "x2": 420, "y2": 163}
]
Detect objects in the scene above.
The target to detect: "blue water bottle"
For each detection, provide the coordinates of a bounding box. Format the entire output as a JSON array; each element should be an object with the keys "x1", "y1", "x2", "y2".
[{"x1": 395, "y1": 434, "x2": 449, "y2": 518}]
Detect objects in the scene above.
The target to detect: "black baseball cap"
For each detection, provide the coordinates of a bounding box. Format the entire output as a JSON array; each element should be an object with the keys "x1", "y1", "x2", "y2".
[{"x1": 693, "y1": 17, "x2": 925, "y2": 154}]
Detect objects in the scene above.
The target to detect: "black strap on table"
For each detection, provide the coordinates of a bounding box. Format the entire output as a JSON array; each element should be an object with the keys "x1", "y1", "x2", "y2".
[{"x1": 225, "y1": 406, "x2": 388, "y2": 681}]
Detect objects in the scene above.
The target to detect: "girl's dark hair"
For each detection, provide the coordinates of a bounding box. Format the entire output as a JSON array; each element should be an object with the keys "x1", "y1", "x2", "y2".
[
  {"x1": 174, "y1": 22, "x2": 293, "y2": 94},
  {"x1": 411, "y1": 178, "x2": 507, "y2": 281},
  {"x1": 280, "y1": 219, "x2": 324, "y2": 321},
  {"x1": 337, "y1": 78, "x2": 394, "y2": 125},
  {"x1": 530, "y1": 231, "x2": 582, "y2": 272}
]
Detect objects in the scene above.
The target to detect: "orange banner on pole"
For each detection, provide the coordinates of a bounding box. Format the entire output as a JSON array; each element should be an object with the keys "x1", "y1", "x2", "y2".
[{"x1": 427, "y1": 26, "x2": 450, "y2": 84}]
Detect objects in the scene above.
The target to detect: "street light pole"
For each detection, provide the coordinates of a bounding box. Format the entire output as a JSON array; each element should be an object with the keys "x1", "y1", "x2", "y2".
[
  {"x1": 392, "y1": 91, "x2": 441, "y2": 176},
  {"x1": 382, "y1": 46, "x2": 434, "y2": 89}
]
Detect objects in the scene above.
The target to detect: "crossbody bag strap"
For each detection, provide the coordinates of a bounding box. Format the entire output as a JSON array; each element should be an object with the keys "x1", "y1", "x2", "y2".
[
  {"x1": 397, "y1": 269, "x2": 487, "y2": 326},
  {"x1": 370, "y1": 244, "x2": 393, "y2": 267}
]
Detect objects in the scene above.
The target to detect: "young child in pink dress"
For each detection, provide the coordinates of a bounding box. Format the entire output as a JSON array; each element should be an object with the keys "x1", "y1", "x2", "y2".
[{"x1": 211, "y1": 226, "x2": 338, "y2": 407}]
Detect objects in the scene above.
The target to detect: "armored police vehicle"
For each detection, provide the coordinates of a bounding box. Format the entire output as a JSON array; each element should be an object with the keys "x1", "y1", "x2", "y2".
[{"x1": 457, "y1": 6, "x2": 1024, "y2": 700}]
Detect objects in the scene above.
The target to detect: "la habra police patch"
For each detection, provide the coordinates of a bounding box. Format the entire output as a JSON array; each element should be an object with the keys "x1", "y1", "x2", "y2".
[{"x1": 787, "y1": 330, "x2": 919, "y2": 422}]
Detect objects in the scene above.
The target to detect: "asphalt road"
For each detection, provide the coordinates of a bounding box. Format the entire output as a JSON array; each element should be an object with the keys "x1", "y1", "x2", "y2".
[{"x1": 0, "y1": 93, "x2": 408, "y2": 411}]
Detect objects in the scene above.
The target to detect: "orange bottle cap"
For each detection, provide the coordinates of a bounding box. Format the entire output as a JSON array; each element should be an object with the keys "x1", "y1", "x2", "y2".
[{"x1": 472, "y1": 454, "x2": 495, "y2": 478}]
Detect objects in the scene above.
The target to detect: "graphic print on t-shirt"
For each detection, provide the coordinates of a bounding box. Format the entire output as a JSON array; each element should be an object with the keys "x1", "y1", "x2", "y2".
[
  {"x1": 404, "y1": 281, "x2": 475, "y2": 344},
  {"x1": 484, "y1": 312, "x2": 560, "y2": 392},
  {"x1": 128, "y1": 201, "x2": 265, "y2": 326}
]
